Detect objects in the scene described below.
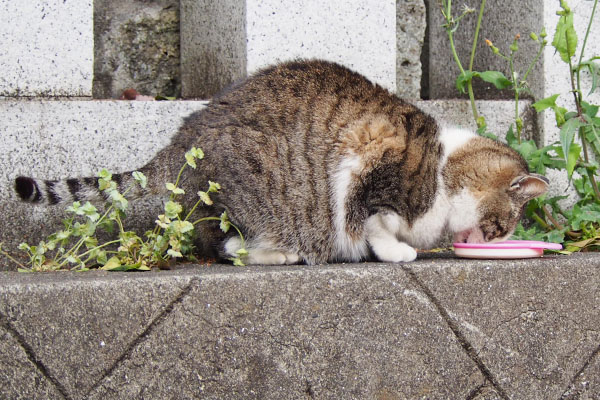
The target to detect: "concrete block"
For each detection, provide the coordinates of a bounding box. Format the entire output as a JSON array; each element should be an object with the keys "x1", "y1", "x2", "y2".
[
  {"x1": 181, "y1": 0, "x2": 425, "y2": 98},
  {"x1": 0, "y1": 271, "x2": 193, "y2": 399},
  {"x1": 93, "y1": 0, "x2": 181, "y2": 99},
  {"x1": 0, "y1": 324, "x2": 64, "y2": 399},
  {"x1": 2, "y1": 254, "x2": 600, "y2": 397},
  {"x1": 426, "y1": 0, "x2": 545, "y2": 100},
  {"x1": 244, "y1": 0, "x2": 397, "y2": 90},
  {"x1": 407, "y1": 254, "x2": 600, "y2": 398},
  {"x1": 180, "y1": 0, "x2": 247, "y2": 99},
  {"x1": 397, "y1": 0, "x2": 427, "y2": 99},
  {"x1": 0, "y1": 0, "x2": 94, "y2": 97},
  {"x1": 0, "y1": 100, "x2": 206, "y2": 259}
]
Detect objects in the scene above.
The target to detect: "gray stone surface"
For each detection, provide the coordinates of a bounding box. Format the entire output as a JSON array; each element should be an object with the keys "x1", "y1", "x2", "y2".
[
  {"x1": 180, "y1": 0, "x2": 247, "y2": 99},
  {"x1": 0, "y1": 100, "x2": 206, "y2": 260},
  {"x1": 407, "y1": 254, "x2": 600, "y2": 399},
  {"x1": 0, "y1": 271, "x2": 192, "y2": 399},
  {"x1": 426, "y1": 0, "x2": 544, "y2": 100},
  {"x1": 93, "y1": 0, "x2": 181, "y2": 99},
  {"x1": 397, "y1": 0, "x2": 427, "y2": 99},
  {"x1": 1, "y1": 254, "x2": 600, "y2": 398},
  {"x1": 0, "y1": 0, "x2": 94, "y2": 97},
  {"x1": 0, "y1": 323, "x2": 64, "y2": 399},
  {"x1": 244, "y1": 0, "x2": 397, "y2": 91}
]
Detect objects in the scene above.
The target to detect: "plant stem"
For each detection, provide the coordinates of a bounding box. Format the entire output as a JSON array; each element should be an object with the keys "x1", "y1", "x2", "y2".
[
  {"x1": 576, "y1": 0, "x2": 599, "y2": 100},
  {"x1": 185, "y1": 198, "x2": 204, "y2": 221},
  {"x1": 532, "y1": 211, "x2": 551, "y2": 230},
  {"x1": 508, "y1": 55, "x2": 521, "y2": 143},
  {"x1": 580, "y1": 129, "x2": 600, "y2": 201},
  {"x1": 565, "y1": 28, "x2": 600, "y2": 201},
  {"x1": 542, "y1": 205, "x2": 565, "y2": 231},
  {"x1": 522, "y1": 41, "x2": 545, "y2": 83},
  {"x1": 448, "y1": 32, "x2": 466, "y2": 74},
  {"x1": 469, "y1": 0, "x2": 486, "y2": 71},
  {"x1": 0, "y1": 248, "x2": 27, "y2": 269},
  {"x1": 466, "y1": 0, "x2": 486, "y2": 123}
]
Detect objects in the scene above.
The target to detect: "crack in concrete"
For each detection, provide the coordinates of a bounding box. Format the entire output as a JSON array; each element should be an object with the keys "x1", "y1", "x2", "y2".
[
  {"x1": 559, "y1": 342, "x2": 600, "y2": 399},
  {"x1": 465, "y1": 383, "x2": 488, "y2": 400},
  {"x1": 401, "y1": 266, "x2": 510, "y2": 400},
  {"x1": 0, "y1": 311, "x2": 70, "y2": 400},
  {"x1": 83, "y1": 277, "x2": 201, "y2": 398}
]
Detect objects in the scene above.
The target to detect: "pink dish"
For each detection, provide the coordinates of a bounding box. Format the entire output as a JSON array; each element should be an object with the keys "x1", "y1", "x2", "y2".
[{"x1": 453, "y1": 240, "x2": 562, "y2": 259}]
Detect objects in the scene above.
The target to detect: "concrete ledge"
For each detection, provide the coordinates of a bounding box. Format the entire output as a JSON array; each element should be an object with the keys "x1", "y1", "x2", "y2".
[{"x1": 1, "y1": 253, "x2": 599, "y2": 399}]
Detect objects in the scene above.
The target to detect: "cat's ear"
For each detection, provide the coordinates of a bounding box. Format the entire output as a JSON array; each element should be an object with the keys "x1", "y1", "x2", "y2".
[{"x1": 509, "y1": 173, "x2": 549, "y2": 201}]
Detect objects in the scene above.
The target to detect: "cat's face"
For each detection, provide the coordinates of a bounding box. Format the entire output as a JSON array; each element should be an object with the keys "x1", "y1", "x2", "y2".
[
  {"x1": 443, "y1": 136, "x2": 549, "y2": 244},
  {"x1": 452, "y1": 173, "x2": 549, "y2": 243}
]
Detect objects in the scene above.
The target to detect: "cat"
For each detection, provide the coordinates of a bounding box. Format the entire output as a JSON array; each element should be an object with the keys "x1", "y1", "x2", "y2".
[{"x1": 14, "y1": 59, "x2": 549, "y2": 265}]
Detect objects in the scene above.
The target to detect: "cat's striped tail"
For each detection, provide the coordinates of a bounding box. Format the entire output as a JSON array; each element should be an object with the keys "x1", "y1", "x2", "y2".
[{"x1": 14, "y1": 172, "x2": 152, "y2": 206}]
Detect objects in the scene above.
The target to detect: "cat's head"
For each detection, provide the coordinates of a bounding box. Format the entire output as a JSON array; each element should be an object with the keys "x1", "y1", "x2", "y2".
[{"x1": 442, "y1": 135, "x2": 549, "y2": 244}]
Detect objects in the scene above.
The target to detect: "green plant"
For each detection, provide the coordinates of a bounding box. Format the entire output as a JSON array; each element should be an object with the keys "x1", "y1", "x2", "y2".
[
  {"x1": 441, "y1": 0, "x2": 600, "y2": 252},
  {"x1": 0, "y1": 147, "x2": 247, "y2": 272}
]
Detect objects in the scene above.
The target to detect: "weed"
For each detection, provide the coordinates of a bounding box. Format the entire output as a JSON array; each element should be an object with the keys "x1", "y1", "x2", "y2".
[
  {"x1": 0, "y1": 147, "x2": 247, "y2": 271},
  {"x1": 441, "y1": 0, "x2": 600, "y2": 253}
]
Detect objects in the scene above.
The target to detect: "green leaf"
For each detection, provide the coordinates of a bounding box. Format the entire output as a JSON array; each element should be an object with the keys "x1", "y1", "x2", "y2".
[
  {"x1": 566, "y1": 142, "x2": 582, "y2": 180},
  {"x1": 101, "y1": 256, "x2": 122, "y2": 271},
  {"x1": 219, "y1": 211, "x2": 231, "y2": 233},
  {"x1": 98, "y1": 169, "x2": 112, "y2": 181},
  {"x1": 185, "y1": 153, "x2": 197, "y2": 169},
  {"x1": 207, "y1": 181, "x2": 221, "y2": 193},
  {"x1": 164, "y1": 201, "x2": 183, "y2": 219},
  {"x1": 132, "y1": 171, "x2": 147, "y2": 188},
  {"x1": 172, "y1": 220, "x2": 194, "y2": 234},
  {"x1": 552, "y1": 3, "x2": 577, "y2": 63},
  {"x1": 570, "y1": 203, "x2": 600, "y2": 230},
  {"x1": 185, "y1": 147, "x2": 205, "y2": 169},
  {"x1": 478, "y1": 71, "x2": 512, "y2": 90},
  {"x1": 559, "y1": 117, "x2": 583, "y2": 178},
  {"x1": 581, "y1": 101, "x2": 599, "y2": 118},
  {"x1": 108, "y1": 190, "x2": 129, "y2": 211},
  {"x1": 166, "y1": 183, "x2": 185, "y2": 195},
  {"x1": 198, "y1": 191, "x2": 213, "y2": 206},
  {"x1": 167, "y1": 249, "x2": 183, "y2": 258},
  {"x1": 533, "y1": 94, "x2": 560, "y2": 112},
  {"x1": 455, "y1": 71, "x2": 477, "y2": 94},
  {"x1": 552, "y1": 1, "x2": 577, "y2": 63}
]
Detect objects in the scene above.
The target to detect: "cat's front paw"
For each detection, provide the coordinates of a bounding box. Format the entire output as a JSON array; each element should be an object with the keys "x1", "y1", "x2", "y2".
[{"x1": 370, "y1": 240, "x2": 417, "y2": 263}]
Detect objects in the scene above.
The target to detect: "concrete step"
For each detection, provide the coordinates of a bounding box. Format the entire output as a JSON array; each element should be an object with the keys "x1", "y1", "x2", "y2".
[
  {"x1": 0, "y1": 98, "x2": 532, "y2": 263},
  {"x1": 1, "y1": 253, "x2": 599, "y2": 399}
]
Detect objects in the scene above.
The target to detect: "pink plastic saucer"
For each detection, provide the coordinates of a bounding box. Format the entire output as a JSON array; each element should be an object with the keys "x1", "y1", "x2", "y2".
[{"x1": 453, "y1": 240, "x2": 562, "y2": 259}]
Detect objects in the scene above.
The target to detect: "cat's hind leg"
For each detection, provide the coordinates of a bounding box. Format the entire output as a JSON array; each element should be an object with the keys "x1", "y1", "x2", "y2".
[{"x1": 223, "y1": 237, "x2": 301, "y2": 265}]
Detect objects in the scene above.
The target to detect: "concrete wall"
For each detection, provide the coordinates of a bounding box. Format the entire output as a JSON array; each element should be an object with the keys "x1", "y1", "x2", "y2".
[
  {"x1": 0, "y1": 0, "x2": 93, "y2": 97},
  {"x1": 181, "y1": 0, "x2": 426, "y2": 98}
]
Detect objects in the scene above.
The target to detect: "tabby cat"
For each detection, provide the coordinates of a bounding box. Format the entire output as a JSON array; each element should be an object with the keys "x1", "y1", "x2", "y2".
[{"x1": 15, "y1": 59, "x2": 549, "y2": 265}]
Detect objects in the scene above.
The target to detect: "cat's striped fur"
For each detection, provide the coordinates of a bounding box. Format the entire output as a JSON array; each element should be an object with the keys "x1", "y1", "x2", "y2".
[{"x1": 15, "y1": 60, "x2": 549, "y2": 264}]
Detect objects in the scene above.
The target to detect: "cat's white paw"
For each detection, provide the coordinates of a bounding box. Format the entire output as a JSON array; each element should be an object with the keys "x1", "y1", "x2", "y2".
[
  {"x1": 224, "y1": 237, "x2": 300, "y2": 265},
  {"x1": 370, "y1": 238, "x2": 417, "y2": 263}
]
